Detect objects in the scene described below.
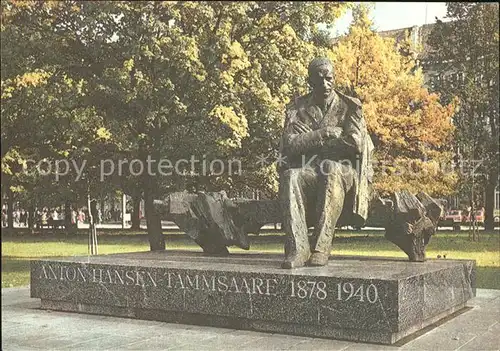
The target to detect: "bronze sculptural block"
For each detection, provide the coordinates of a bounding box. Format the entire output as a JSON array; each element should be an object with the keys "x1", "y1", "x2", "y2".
[{"x1": 384, "y1": 190, "x2": 442, "y2": 261}]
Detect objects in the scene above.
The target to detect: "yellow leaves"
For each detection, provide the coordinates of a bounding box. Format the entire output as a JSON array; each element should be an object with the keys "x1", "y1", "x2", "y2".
[
  {"x1": 161, "y1": 1, "x2": 178, "y2": 7},
  {"x1": 226, "y1": 41, "x2": 251, "y2": 70},
  {"x1": 418, "y1": 93, "x2": 456, "y2": 146},
  {"x1": 62, "y1": 74, "x2": 85, "y2": 97},
  {"x1": 75, "y1": 78, "x2": 85, "y2": 95},
  {"x1": 194, "y1": 73, "x2": 206, "y2": 82},
  {"x1": 321, "y1": 2, "x2": 352, "y2": 23},
  {"x1": 220, "y1": 71, "x2": 234, "y2": 86},
  {"x1": 279, "y1": 83, "x2": 291, "y2": 95},
  {"x1": 1, "y1": 152, "x2": 16, "y2": 176},
  {"x1": 251, "y1": 82, "x2": 273, "y2": 103},
  {"x1": 1, "y1": 148, "x2": 26, "y2": 176},
  {"x1": 228, "y1": 41, "x2": 244, "y2": 59},
  {"x1": 210, "y1": 105, "x2": 248, "y2": 136},
  {"x1": 9, "y1": 0, "x2": 36, "y2": 9},
  {"x1": 44, "y1": 1, "x2": 62, "y2": 10},
  {"x1": 63, "y1": 74, "x2": 74, "y2": 87},
  {"x1": 95, "y1": 127, "x2": 112, "y2": 141},
  {"x1": 184, "y1": 37, "x2": 200, "y2": 61},
  {"x1": 174, "y1": 37, "x2": 207, "y2": 81},
  {"x1": 287, "y1": 59, "x2": 309, "y2": 79},
  {"x1": 209, "y1": 105, "x2": 249, "y2": 148},
  {"x1": 281, "y1": 24, "x2": 297, "y2": 42},
  {"x1": 56, "y1": 149, "x2": 70, "y2": 158},
  {"x1": 173, "y1": 95, "x2": 187, "y2": 114},
  {"x1": 123, "y1": 58, "x2": 134, "y2": 72},
  {"x1": 373, "y1": 156, "x2": 458, "y2": 197},
  {"x1": 219, "y1": 40, "x2": 251, "y2": 87},
  {"x1": 9, "y1": 184, "x2": 25, "y2": 194},
  {"x1": 182, "y1": 1, "x2": 198, "y2": 9},
  {"x1": 231, "y1": 58, "x2": 250, "y2": 71},
  {"x1": 227, "y1": 2, "x2": 250, "y2": 17},
  {"x1": 15, "y1": 70, "x2": 51, "y2": 88},
  {"x1": 1, "y1": 70, "x2": 52, "y2": 100},
  {"x1": 256, "y1": 13, "x2": 274, "y2": 27},
  {"x1": 1, "y1": 85, "x2": 15, "y2": 99}
]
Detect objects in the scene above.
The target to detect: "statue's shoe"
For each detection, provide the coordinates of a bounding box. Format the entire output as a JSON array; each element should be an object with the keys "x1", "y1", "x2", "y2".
[
  {"x1": 281, "y1": 253, "x2": 310, "y2": 269},
  {"x1": 307, "y1": 252, "x2": 329, "y2": 266}
]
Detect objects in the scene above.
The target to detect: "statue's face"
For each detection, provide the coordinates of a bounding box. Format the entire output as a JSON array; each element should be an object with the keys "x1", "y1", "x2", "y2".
[{"x1": 309, "y1": 64, "x2": 334, "y2": 98}]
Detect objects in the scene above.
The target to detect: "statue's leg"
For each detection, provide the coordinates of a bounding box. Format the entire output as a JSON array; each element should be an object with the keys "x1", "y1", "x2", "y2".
[
  {"x1": 280, "y1": 167, "x2": 316, "y2": 269},
  {"x1": 310, "y1": 161, "x2": 355, "y2": 266}
]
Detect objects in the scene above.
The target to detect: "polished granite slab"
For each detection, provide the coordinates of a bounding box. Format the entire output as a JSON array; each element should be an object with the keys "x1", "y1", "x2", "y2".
[{"x1": 30, "y1": 251, "x2": 476, "y2": 344}]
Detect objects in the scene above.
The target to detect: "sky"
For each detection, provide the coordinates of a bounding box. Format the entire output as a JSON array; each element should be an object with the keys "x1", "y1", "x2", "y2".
[{"x1": 331, "y1": 2, "x2": 449, "y2": 36}]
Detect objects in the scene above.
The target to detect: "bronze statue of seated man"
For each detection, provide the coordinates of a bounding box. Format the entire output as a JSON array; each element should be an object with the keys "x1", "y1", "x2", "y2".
[{"x1": 279, "y1": 57, "x2": 374, "y2": 269}]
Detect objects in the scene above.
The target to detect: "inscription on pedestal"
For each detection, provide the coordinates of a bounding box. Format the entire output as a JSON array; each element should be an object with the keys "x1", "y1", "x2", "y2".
[
  {"x1": 36, "y1": 263, "x2": 381, "y2": 303},
  {"x1": 39, "y1": 264, "x2": 158, "y2": 287}
]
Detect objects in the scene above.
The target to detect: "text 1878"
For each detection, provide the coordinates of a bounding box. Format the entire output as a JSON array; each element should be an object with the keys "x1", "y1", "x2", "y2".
[{"x1": 289, "y1": 279, "x2": 327, "y2": 300}]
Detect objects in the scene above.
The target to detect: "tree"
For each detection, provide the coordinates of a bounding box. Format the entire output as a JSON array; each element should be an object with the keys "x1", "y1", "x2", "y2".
[
  {"x1": 1, "y1": 1, "x2": 351, "y2": 248},
  {"x1": 1, "y1": 1, "x2": 120, "y2": 232},
  {"x1": 331, "y1": 4, "x2": 458, "y2": 197},
  {"x1": 427, "y1": 2, "x2": 499, "y2": 231}
]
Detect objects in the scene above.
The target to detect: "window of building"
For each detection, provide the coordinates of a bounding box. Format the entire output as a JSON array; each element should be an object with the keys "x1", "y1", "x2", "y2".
[{"x1": 429, "y1": 76, "x2": 436, "y2": 89}]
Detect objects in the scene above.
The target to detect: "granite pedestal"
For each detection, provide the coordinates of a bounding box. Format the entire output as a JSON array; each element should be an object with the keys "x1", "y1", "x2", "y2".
[{"x1": 30, "y1": 251, "x2": 475, "y2": 345}]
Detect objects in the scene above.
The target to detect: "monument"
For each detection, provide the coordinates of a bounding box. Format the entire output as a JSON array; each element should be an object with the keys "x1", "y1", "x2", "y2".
[
  {"x1": 278, "y1": 57, "x2": 374, "y2": 268},
  {"x1": 30, "y1": 57, "x2": 476, "y2": 345}
]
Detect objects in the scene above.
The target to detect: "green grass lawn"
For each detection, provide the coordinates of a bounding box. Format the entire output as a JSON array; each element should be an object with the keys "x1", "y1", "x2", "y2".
[{"x1": 2, "y1": 229, "x2": 499, "y2": 289}]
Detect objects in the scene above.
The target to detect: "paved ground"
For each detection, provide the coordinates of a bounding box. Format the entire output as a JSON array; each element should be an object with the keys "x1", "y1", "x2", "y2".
[{"x1": 2, "y1": 287, "x2": 499, "y2": 351}]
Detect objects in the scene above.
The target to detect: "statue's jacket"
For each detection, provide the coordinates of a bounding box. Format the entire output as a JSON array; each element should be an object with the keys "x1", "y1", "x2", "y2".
[{"x1": 279, "y1": 89, "x2": 375, "y2": 226}]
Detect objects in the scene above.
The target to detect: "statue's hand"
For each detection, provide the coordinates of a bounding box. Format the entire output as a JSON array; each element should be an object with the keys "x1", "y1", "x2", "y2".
[
  {"x1": 321, "y1": 126, "x2": 343, "y2": 139},
  {"x1": 292, "y1": 120, "x2": 313, "y2": 134}
]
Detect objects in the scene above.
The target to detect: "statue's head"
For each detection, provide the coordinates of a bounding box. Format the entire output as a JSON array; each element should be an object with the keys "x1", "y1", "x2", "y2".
[{"x1": 308, "y1": 57, "x2": 334, "y2": 99}]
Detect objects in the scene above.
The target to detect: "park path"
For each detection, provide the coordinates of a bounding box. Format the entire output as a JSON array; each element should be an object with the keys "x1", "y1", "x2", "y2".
[{"x1": 2, "y1": 287, "x2": 499, "y2": 350}]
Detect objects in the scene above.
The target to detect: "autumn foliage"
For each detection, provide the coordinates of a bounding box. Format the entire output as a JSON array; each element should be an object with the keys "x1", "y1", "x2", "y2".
[{"x1": 331, "y1": 6, "x2": 457, "y2": 196}]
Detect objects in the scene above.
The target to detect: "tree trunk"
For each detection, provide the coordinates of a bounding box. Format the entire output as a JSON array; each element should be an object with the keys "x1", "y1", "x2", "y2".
[
  {"x1": 7, "y1": 188, "x2": 14, "y2": 229},
  {"x1": 121, "y1": 193, "x2": 127, "y2": 228},
  {"x1": 144, "y1": 177, "x2": 164, "y2": 251},
  {"x1": 64, "y1": 201, "x2": 74, "y2": 234},
  {"x1": 100, "y1": 197, "x2": 106, "y2": 222},
  {"x1": 87, "y1": 194, "x2": 98, "y2": 255},
  {"x1": 28, "y1": 205, "x2": 35, "y2": 234},
  {"x1": 131, "y1": 194, "x2": 141, "y2": 230},
  {"x1": 1, "y1": 186, "x2": 4, "y2": 222},
  {"x1": 470, "y1": 199, "x2": 478, "y2": 242},
  {"x1": 484, "y1": 174, "x2": 496, "y2": 231}
]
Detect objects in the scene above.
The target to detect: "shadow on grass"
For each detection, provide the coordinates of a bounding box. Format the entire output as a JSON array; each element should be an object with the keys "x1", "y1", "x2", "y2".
[
  {"x1": 1, "y1": 256, "x2": 31, "y2": 273},
  {"x1": 476, "y1": 267, "x2": 500, "y2": 289}
]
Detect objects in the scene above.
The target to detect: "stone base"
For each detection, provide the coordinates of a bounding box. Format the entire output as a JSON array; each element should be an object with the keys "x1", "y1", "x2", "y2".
[{"x1": 30, "y1": 251, "x2": 476, "y2": 345}]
